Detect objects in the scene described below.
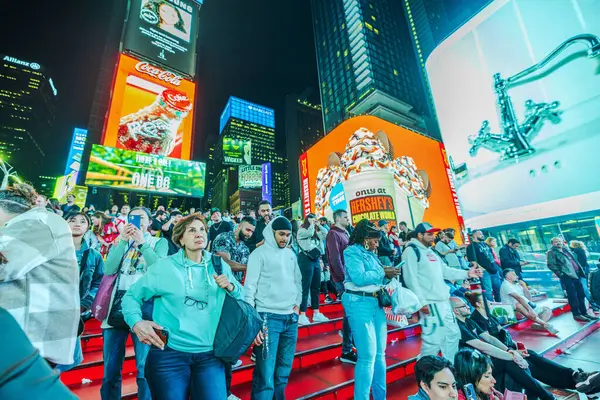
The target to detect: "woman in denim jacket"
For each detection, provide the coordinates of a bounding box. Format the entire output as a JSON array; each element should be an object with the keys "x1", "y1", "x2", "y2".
[{"x1": 342, "y1": 219, "x2": 401, "y2": 400}]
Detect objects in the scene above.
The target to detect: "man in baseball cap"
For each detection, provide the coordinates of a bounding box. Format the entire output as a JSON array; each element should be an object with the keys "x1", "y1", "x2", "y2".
[
  {"x1": 413, "y1": 222, "x2": 441, "y2": 235},
  {"x1": 402, "y1": 221, "x2": 482, "y2": 362}
]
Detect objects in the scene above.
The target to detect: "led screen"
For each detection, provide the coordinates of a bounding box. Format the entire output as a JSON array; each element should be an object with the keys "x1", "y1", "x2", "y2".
[
  {"x1": 219, "y1": 96, "x2": 275, "y2": 134},
  {"x1": 64, "y1": 128, "x2": 87, "y2": 181},
  {"x1": 102, "y1": 54, "x2": 195, "y2": 160},
  {"x1": 426, "y1": 0, "x2": 600, "y2": 228},
  {"x1": 122, "y1": 0, "x2": 199, "y2": 77},
  {"x1": 239, "y1": 165, "x2": 262, "y2": 188},
  {"x1": 223, "y1": 137, "x2": 252, "y2": 165},
  {"x1": 85, "y1": 144, "x2": 206, "y2": 197},
  {"x1": 301, "y1": 116, "x2": 464, "y2": 234}
]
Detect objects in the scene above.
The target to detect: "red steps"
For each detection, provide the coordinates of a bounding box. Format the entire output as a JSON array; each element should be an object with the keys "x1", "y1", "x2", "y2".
[{"x1": 67, "y1": 297, "x2": 582, "y2": 400}]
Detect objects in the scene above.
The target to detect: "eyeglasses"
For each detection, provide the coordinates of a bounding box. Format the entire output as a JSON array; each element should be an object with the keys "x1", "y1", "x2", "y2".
[
  {"x1": 183, "y1": 260, "x2": 209, "y2": 310},
  {"x1": 453, "y1": 305, "x2": 469, "y2": 310},
  {"x1": 184, "y1": 296, "x2": 208, "y2": 310}
]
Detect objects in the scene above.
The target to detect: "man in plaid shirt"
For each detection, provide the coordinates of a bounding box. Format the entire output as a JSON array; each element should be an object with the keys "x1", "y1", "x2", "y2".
[{"x1": 0, "y1": 184, "x2": 80, "y2": 366}]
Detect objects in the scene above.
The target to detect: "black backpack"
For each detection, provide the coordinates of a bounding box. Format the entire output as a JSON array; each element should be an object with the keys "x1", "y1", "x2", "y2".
[
  {"x1": 212, "y1": 255, "x2": 263, "y2": 364},
  {"x1": 588, "y1": 268, "x2": 600, "y2": 306},
  {"x1": 399, "y1": 243, "x2": 421, "y2": 288}
]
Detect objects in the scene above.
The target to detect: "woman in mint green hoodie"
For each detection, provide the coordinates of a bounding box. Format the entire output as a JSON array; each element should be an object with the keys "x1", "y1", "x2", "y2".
[{"x1": 122, "y1": 213, "x2": 243, "y2": 400}]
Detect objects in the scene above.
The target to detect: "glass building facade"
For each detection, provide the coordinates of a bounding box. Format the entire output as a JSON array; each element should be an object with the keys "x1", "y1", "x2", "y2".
[
  {"x1": 214, "y1": 96, "x2": 289, "y2": 210},
  {"x1": 311, "y1": 0, "x2": 428, "y2": 135},
  {"x1": 0, "y1": 55, "x2": 57, "y2": 185}
]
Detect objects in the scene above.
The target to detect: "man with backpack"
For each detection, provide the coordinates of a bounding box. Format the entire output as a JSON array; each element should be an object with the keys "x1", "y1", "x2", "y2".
[{"x1": 402, "y1": 223, "x2": 483, "y2": 361}]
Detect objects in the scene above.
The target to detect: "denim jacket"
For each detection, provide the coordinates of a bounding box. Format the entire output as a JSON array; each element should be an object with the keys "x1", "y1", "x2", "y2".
[
  {"x1": 77, "y1": 242, "x2": 105, "y2": 310},
  {"x1": 343, "y1": 244, "x2": 387, "y2": 291}
]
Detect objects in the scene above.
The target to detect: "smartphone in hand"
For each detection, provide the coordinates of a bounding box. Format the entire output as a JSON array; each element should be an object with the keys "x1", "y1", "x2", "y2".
[
  {"x1": 128, "y1": 214, "x2": 141, "y2": 229},
  {"x1": 395, "y1": 260, "x2": 406, "y2": 269},
  {"x1": 463, "y1": 383, "x2": 477, "y2": 400}
]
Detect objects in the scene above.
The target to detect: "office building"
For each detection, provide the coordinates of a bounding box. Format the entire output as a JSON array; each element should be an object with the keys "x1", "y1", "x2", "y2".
[
  {"x1": 0, "y1": 55, "x2": 58, "y2": 185},
  {"x1": 285, "y1": 92, "x2": 325, "y2": 204},
  {"x1": 229, "y1": 188, "x2": 262, "y2": 215},
  {"x1": 311, "y1": 0, "x2": 428, "y2": 135},
  {"x1": 214, "y1": 96, "x2": 289, "y2": 208}
]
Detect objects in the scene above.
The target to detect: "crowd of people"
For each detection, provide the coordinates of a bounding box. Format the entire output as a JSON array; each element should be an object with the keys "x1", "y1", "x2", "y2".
[{"x1": 1, "y1": 183, "x2": 600, "y2": 400}]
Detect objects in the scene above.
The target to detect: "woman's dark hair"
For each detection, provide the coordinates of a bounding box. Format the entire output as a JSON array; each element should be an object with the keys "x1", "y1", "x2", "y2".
[
  {"x1": 349, "y1": 219, "x2": 379, "y2": 246},
  {"x1": 291, "y1": 219, "x2": 300, "y2": 236},
  {"x1": 301, "y1": 213, "x2": 316, "y2": 229},
  {"x1": 301, "y1": 213, "x2": 320, "y2": 240},
  {"x1": 415, "y1": 355, "x2": 455, "y2": 388},
  {"x1": 454, "y1": 348, "x2": 494, "y2": 399},
  {"x1": 172, "y1": 213, "x2": 207, "y2": 248},
  {"x1": 0, "y1": 184, "x2": 37, "y2": 214},
  {"x1": 144, "y1": 0, "x2": 187, "y2": 33},
  {"x1": 67, "y1": 212, "x2": 92, "y2": 231}
]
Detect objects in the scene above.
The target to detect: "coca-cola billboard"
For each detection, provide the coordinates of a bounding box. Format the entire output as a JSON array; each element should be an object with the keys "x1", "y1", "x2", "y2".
[
  {"x1": 102, "y1": 54, "x2": 196, "y2": 160},
  {"x1": 122, "y1": 0, "x2": 200, "y2": 77}
]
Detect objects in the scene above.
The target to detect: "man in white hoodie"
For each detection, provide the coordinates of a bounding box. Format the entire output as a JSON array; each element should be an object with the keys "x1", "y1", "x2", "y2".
[
  {"x1": 244, "y1": 216, "x2": 302, "y2": 400},
  {"x1": 402, "y1": 223, "x2": 482, "y2": 362}
]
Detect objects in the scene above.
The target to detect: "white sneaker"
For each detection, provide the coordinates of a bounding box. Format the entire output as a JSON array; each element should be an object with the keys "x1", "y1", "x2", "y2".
[
  {"x1": 298, "y1": 314, "x2": 311, "y2": 325},
  {"x1": 545, "y1": 324, "x2": 559, "y2": 336},
  {"x1": 228, "y1": 394, "x2": 241, "y2": 400},
  {"x1": 233, "y1": 359, "x2": 243, "y2": 368},
  {"x1": 313, "y1": 312, "x2": 329, "y2": 323}
]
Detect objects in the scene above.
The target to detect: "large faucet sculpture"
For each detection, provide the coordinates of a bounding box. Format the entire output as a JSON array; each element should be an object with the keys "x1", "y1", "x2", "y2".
[{"x1": 469, "y1": 34, "x2": 600, "y2": 161}]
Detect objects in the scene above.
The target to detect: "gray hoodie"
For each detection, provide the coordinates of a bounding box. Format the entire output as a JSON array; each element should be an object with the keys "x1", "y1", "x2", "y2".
[{"x1": 244, "y1": 217, "x2": 303, "y2": 314}]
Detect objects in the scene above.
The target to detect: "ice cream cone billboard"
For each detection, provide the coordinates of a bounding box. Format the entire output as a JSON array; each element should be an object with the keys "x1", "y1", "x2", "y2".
[{"x1": 301, "y1": 116, "x2": 464, "y2": 235}]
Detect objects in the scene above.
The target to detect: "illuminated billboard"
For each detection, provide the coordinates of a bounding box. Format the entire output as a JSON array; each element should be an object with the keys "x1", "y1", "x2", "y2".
[
  {"x1": 223, "y1": 137, "x2": 251, "y2": 165},
  {"x1": 85, "y1": 144, "x2": 206, "y2": 197},
  {"x1": 53, "y1": 177, "x2": 87, "y2": 209},
  {"x1": 219, "y1": 96, "x2": 275, "y2": 134},
  {"x1": 426, "y1": 0, "x2": 600, "y2": 228},
  {"x1": 239, "y1": 165, "x2": 262, "y2": 188},
  {"x1": 301, "y1": 116, "x2": 463, "y2": 234},
  {"x1": 64, "y1": 128, "x2": 87, "y2": 181},
  {"x1": 122, "y1": 0, "x2": 199, "y2": 77},
  {"x1": 261, "y1": 163, "x2": 272, "y2": 204},
  {"x1": 102, "y1": 54, "x2": 195, "y2": 160}
]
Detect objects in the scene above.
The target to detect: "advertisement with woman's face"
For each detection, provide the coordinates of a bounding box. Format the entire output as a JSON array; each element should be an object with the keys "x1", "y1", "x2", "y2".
[
  {"x1": 123, "y1": 0, "x2": 198, "y2": 77},
  {"x1": 426, "y1": 0, "x2": 600, "y2": 229}
]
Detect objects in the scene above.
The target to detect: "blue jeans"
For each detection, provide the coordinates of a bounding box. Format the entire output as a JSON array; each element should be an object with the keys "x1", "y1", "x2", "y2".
[
  {"x1": 145, "y1": 347, "x2": 226, "y2": 400},
  {"x1": 101, "y1": 328, "x2": 151, "y2": 400},
  {"x1": 251, "y1": 313, "x2": 299, "y2": 400},
  {"x1": 481, "y1": 271, "x2": 502, "y2": 302},
  {"x1": 335, "y1": 281, "x2": 354, "y2": 354},
  {"x1": 55, "y1": 337, "x2": 83, "y2": 373},
  {"x1": 342, "y1": 293, "x2": 387, "y2": 400}
]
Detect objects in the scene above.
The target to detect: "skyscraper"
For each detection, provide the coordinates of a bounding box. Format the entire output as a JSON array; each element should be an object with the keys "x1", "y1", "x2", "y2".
[
  {"x1": 402, "y1": 0, "x2": 493, "y2": 122},
  {"x1": 214, "y1": 96, "x2": 288, "y2": 209},
  {"x1": 0, "y1": 54, "x2": 57, "y2": 184},
  {"x1": 311, "y1": 0, "x2": 428, "y2": 135},
  {"x1": 285, "y1": 92, "x2": 325, "y2": 205}
]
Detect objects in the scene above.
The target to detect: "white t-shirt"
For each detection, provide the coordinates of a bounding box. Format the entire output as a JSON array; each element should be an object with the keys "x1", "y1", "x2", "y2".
[{"x1": 500, "y1": 280, "x2": 526, "y2": 307}]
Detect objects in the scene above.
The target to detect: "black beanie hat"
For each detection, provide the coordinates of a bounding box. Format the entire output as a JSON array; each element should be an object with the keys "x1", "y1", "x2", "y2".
[{"x1": 272, "y1": 216, "x2": 292, "y2": 231}]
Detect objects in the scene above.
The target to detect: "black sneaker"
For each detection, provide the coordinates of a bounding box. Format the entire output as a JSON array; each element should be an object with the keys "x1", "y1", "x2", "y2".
[
  {"x1": 325, "y1": 295, "x2": 334, "y2": 304},
  {"x1": 575, "y1": 315, "x2": 591, "y2": 322},
  {"x1": 575, "y1": 369, "x2": 600, "y2": 393},
  {"x1": 340, "y1": 352, "x2": 357, "y2": 364},
  {"x1": 586, "y1": 314, "x2": 600, "y2": 320}
]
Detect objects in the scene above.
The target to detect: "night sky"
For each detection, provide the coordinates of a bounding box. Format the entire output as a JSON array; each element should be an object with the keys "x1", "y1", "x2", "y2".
[{"x1": 0, "y1": 0, "x2": 318, "y2": 175}]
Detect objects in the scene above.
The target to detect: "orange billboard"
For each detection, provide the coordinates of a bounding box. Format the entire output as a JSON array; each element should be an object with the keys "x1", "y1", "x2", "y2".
[
  {"x1": 102, "y1": 54, "x2": 195, "y2": 160},
  {"x1": 301, "y1": 116, "x2": 465, "y2": 238}
]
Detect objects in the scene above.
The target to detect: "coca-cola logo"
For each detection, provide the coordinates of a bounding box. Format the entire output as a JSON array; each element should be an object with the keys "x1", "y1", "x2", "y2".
[
  {"x1": 135, "y1": 62, "x2": 182, "y2": 86},
  {"x1": 167, "y1": 93, "x2": 188, "y2": 103}
]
